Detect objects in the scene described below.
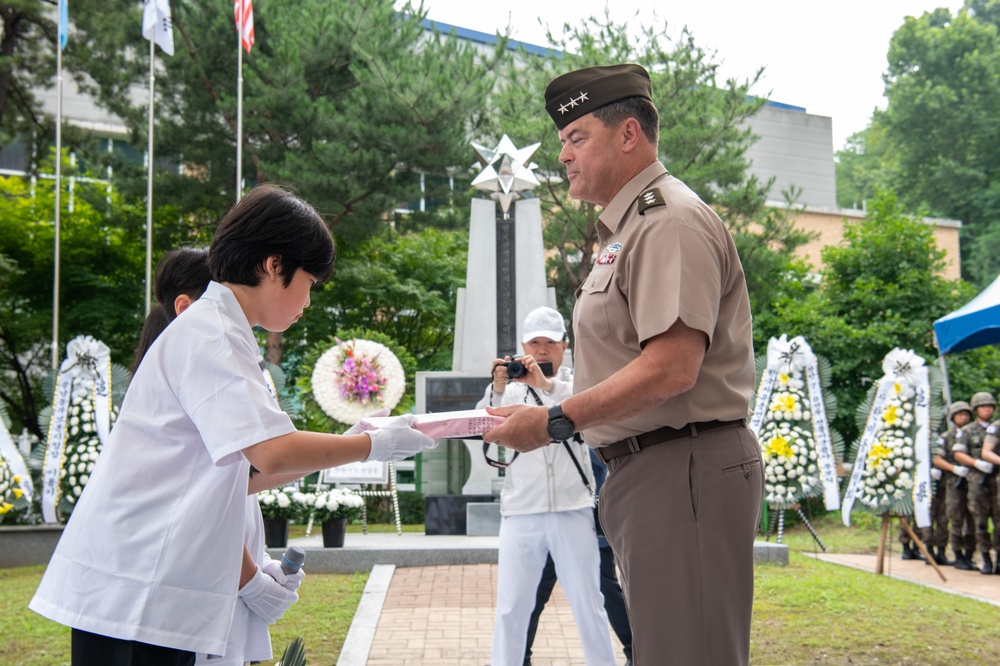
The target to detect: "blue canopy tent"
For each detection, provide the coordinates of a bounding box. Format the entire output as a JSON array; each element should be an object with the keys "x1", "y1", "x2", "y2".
[{"x1": 933, "y1": 274, "x2": 1000, "y2": 403}]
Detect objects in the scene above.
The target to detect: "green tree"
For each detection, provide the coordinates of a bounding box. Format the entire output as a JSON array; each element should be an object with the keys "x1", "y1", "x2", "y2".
[
  {"x1": 760, "y1": 190, "x2": 1000, "y2": 444},
  {"x1": 66, "y1": 0, "x2": 509, "y2": 364},
  {"x1": 483, "y1": 12, "x2": 810, "y2": 326},
  {"x1": 876, "y1": 1, "x2": 1000, "y2": 285},
  {"x1": 0, "y1": 158, "x2": 144, "y2": 438},
  {"x1": 0, "y1": 1, "x2": 57, "y2": 147},
  {"x1": 294, "y1": 226, "x2": 469, "y2": 373}
]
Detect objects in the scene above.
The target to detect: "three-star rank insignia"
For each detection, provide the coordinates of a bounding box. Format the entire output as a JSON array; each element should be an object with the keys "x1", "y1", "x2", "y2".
[{"x1": 638, "y1": 188, "x2": 666, "y2": 215}]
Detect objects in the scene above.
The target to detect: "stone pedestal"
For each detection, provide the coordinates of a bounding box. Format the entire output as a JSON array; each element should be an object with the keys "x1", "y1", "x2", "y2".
[{"x1": 466, "y1": 502, "x2": 501, "y2": 536}]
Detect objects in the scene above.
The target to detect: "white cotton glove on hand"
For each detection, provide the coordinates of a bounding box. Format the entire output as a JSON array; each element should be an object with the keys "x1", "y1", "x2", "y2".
[
  {"x1": 931, "y1": 468, "x2": 943, "y2": 481},
  {"x1": 953, "y1": 465, "x2": 970, "y2": 478},
  {"x1": 239, "y1": 566, "x2": 298, "y2": 625},
  {"x1": 261, "y1": 554, "x2": 305, "y2": 592},
  {"x1": 975, "y1": 459, "x2": 995, "y2": 474},
  {"x1": 344, "y1": 408, "x2": 391, "y2": 436},
  {"x1": 364, "y1": 414, "x2": 439, "y2": 462}
]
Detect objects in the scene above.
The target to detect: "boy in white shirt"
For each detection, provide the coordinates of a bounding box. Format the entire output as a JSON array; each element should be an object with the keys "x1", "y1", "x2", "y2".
[{"x1": 30, "y1": 184, "x2": 435, "y2": 665}]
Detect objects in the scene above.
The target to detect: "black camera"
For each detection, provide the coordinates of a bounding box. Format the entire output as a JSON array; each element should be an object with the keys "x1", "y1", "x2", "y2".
[{"x1": 501, "y1": 358, "x2": 554, "y2": 378}]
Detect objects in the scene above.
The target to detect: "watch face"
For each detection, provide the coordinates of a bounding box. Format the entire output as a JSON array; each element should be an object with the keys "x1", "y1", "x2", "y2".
[{"x1": 549, "y1": 418, "x2": 574, "y2": 441}]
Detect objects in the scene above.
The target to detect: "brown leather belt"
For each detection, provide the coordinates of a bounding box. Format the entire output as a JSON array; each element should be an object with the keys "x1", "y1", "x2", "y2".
[{"x1": 596, "y1": 419, "x2": 746, "y2": 464}]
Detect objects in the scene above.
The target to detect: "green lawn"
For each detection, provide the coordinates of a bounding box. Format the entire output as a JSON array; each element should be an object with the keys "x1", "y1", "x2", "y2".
[{"x1": 4, "y1": 514, "x2": 1000, "y2": 665}]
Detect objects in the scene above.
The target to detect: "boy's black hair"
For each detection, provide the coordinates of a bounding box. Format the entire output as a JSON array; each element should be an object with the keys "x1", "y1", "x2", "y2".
[{"x1": 210, "y1": 183, "x2": 335, "y2": 287}]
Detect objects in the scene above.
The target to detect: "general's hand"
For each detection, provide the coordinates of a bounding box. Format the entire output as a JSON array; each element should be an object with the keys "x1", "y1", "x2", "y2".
[{"x1": 483, "y1": 404, "x2": 550, "y2": 452}]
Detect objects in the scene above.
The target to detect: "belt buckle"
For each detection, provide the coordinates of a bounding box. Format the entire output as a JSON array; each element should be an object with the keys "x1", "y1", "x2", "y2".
[{"x1": 626, "y1": 435, "x2": 641, "y2": 454}]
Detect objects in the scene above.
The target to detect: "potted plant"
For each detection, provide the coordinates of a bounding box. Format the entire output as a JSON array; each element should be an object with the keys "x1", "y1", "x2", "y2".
[
  {"x1": 310, "y1": 488, "x2": 364, "y2": 548},
  {"x1": 257, "y1": 487, "x2": 311, "y2": 548}
]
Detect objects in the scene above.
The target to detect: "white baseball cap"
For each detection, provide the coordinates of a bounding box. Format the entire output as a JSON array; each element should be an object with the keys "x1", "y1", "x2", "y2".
[{"x1": 522, "y1": 306, "x2": 566, "y2": 343}]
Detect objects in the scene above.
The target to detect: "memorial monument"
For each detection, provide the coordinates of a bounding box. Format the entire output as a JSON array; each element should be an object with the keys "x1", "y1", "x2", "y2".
[{"x1": 419, "y1": 135, "x2": 557, "y2": 533}]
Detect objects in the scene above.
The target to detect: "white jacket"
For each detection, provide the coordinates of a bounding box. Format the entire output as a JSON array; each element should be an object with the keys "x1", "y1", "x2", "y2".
[{"x1": 476, "y1": 369, "x2": 595, "y2": 516}]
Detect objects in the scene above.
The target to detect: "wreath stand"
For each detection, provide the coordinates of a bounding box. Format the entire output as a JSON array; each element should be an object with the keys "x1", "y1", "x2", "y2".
[
  {"x1": 875, "y1": 514, "x2": 946, "y2": 582},
  {"x1": 355, "y1": 461, "x2": 403, "y2": 536},
  {"x1": 765, "y1": 503, "x2": 827, "y2": 551},
  {"x1": 304, "y1": 462, "x2": 403, "y2": 537}
]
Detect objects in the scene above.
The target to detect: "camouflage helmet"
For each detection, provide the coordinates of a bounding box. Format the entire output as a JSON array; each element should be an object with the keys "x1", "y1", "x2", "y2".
[
  {"x1": 949, "y1": 401, "x2": 973, "y2": 421},
  {"x1": 971, "y1": 392, "x2": 997, "y2": 409}
]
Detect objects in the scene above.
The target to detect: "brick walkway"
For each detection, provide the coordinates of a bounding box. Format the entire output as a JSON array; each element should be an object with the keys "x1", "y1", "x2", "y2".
[{"x1": 363, "y1": 564, "x2": 627, "y2": 666}]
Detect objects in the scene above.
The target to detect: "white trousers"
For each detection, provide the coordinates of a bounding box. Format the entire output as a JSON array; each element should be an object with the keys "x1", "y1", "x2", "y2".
[{"x1": 491, "y1": 507, "x2": 618, "y2": 666}]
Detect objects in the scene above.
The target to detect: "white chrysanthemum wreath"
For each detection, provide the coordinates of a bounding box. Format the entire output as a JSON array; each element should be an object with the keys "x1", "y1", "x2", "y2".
[
  {"x1": 311, "y1": 338, "x2": 405, "y2": 425},
  {"x1": 760, "y1": 371, "x2": 822, "y2": 509},
  {"x1": 858, "y1": 381, "x2": 917, "y2": 511}
]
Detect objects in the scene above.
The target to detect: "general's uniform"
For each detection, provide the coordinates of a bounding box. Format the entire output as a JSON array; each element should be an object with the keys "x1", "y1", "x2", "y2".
[
  {"x1": 938, "y1": 429, "x2": 975, "y2": 557},
  {"x1": 955, "y1": 421, "x2": 1000, "y2": 558},
  {"x1": 477, "y1": 374, "x2": 617, "y2": 666},
  {"x1": 30, "y1": 282, "x2": 296, "y2": 657},
  {"x1": 574, "y1": 161, "x2": 763, "y2": 665}
]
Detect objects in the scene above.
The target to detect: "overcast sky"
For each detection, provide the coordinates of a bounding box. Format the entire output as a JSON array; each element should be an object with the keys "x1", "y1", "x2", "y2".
[{"x1": 414, "y1": 0, "x2": 966, "y2": 151}]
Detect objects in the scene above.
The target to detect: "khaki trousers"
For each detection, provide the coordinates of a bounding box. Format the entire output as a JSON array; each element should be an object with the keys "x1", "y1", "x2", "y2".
[{"x1": 600, "y1": 423, "x2": 763, "y2": 665}]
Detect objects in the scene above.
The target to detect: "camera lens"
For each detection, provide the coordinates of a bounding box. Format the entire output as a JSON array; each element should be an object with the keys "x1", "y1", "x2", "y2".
[{"x1": 507, "y1": 360, "x2": 527, "y2": 379}]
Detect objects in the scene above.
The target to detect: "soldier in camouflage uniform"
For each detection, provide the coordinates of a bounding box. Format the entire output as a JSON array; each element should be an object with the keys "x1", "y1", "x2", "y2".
[
  {"x1": 953, "y1": 392, "x2": 998, "y2": 574},
  {"x1": 933, "y1": 401, "x2": 975, "y2": 569},
  {"x1": 979, "y1": 401, "x2": 1000, "y2": 575}
]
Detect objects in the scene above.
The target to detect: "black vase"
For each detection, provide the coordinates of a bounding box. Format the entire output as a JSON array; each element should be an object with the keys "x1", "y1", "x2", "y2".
[
  {"x1": 263, "y1": 516, "x2": 289, "y2": 548},
  {"x1": 322, "y1": 517, "x2": 348, "y2": 548}
]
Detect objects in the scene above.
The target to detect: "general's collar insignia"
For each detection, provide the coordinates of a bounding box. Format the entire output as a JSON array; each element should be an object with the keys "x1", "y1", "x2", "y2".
[
  {"x1": 558, "y1": 91, "x2": 590, "y2": 115},
  {"x1": 607, "y1": 242, "x2": 623, "y2": 252},
  {"x1": 638, "y1": 188, "x2": 666, "y2": 215}
]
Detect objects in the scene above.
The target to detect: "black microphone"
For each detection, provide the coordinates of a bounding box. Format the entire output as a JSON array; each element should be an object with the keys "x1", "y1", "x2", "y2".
[{"x1": 280, "y1": 545, "x2": 306, "y2": 575}]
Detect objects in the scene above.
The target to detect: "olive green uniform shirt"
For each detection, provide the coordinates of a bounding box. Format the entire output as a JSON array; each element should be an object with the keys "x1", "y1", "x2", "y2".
[{"x1": 573, "y1": 161, "x2": 755, "y2": 446}]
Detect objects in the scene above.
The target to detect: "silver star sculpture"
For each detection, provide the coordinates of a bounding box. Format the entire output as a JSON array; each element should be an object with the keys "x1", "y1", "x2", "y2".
[{"x1": 471, "y1": 134, "x2": 541, "y2": 215}]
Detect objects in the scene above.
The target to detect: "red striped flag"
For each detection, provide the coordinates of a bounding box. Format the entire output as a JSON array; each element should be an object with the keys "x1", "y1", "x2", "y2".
[{"x1": 234, "y1": 0, "x2": 254, "y2": 53}]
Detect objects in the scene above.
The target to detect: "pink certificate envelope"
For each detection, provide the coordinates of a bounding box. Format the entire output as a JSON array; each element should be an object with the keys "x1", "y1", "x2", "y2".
[{"x1": 363, "y1": 410, "x2": 506, "y2": 439}]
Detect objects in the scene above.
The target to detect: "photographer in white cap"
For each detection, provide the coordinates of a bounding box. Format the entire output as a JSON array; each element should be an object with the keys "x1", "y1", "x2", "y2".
[{"x1": 477, "y1": 306, "x2": 616, "y2": 666}]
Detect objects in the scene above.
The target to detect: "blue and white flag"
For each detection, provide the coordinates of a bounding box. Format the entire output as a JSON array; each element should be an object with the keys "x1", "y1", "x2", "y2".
[{"x1": 59, "y1": 0, "x2": 69, "y2": 50}]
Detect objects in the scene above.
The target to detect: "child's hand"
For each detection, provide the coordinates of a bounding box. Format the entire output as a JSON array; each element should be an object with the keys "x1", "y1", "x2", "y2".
[
  {"x1": 364, "y1": 415, "x2": 439, "y2": 462},
  {"x1": 344, "y1": 408, "x2": 390, "y2": 436},
  {"x1": 239, "y1": 566, "x2": 297, "y2": 624}
]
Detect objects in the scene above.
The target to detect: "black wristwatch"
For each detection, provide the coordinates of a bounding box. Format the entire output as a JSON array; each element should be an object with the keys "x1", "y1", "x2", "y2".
[{"x1": 547, "y1": 404, "x2": 576, "y2": 441}]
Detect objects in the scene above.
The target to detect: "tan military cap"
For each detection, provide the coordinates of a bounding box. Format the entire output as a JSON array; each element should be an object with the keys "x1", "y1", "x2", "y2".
[{"x1": 544, "y1": 63, "x2": 652, "y2": 129}]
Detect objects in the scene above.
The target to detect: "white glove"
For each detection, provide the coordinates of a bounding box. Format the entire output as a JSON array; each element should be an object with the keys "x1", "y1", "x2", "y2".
[
  {"x1": 239, "y1": 566, "x2": 298, "y2": 625},
  {"x1": 953, "y1": 465, "x2": 970, "y2": 478},
  {"x1": 345, "y1": 408, "x2": 390, "y2": 436},
  {"x1": 930, "y1": 468, "x2": 943, "y2": 481},
  {"x1": 364, "y1": 414, "x2": 438, "y2": 462},
  {"x1": 262, "y1": 553, "x2": 305, "y2": 592},
  {"x1": 975, "y1": 459, "x2": 995, "y2": 474}
]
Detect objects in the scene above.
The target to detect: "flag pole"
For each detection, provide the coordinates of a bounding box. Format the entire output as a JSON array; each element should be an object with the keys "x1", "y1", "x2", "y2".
[
  {"x1": 145, "y1": 35, "x2": 155, "y2": 315},
  {"x1": 52, "y1": 0, "x2": 64, "y2": 370},
  {"x1": 236, "y1": 2, "x2": 244, "y2": 203}
]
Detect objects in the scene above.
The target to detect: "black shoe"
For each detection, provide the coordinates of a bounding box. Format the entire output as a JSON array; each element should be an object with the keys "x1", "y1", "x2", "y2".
[
  {"x1": 955, "y1": 552, "x2": 976, "y2": 570},
  {"x1": 933, "y1": 546, "x2": 953, "y2": 566},
  {"x1": 901, "y1": 543, "x2": 917, "y2": 560},
  {"x1": 995, "y1": 558, "x2": 1000, "y2": 575},
  {"x1": 980, "y1": 552, "x2": 994, "y2": 574}
]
